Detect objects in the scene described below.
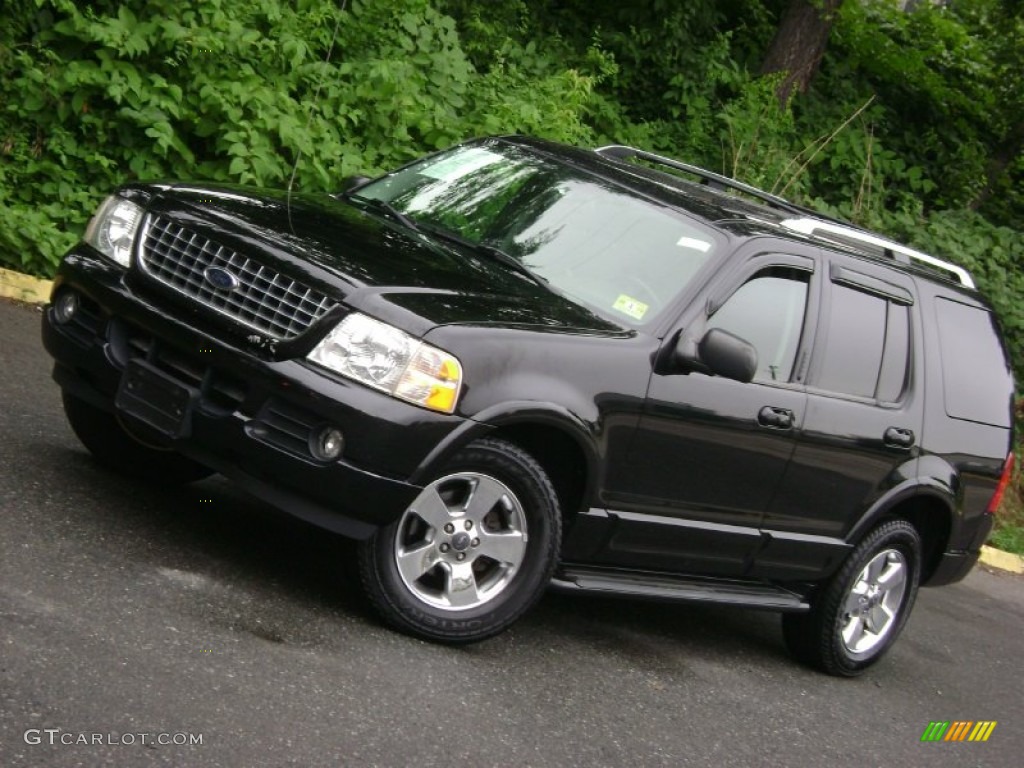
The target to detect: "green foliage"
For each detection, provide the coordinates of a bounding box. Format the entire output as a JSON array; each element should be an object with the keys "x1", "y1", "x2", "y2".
[
  {"x1": 1, "y1": 0, "x2": 1022, "y2": 393},
  {"x1": 716, "y1": 73, "x2": 798, "y2": 191},
  {"x1": 990, "y1": 521, "x2": 1024, "y2": 556},
  {"x1": 991, "y1": 455, "x2": 1024, "y2": 556},
  {"x1": 826, "y1": 0, "x2": 999, "y2": 212},
  {"x1": 0, "y1": 0, "x2": 607, "y2": 276}
]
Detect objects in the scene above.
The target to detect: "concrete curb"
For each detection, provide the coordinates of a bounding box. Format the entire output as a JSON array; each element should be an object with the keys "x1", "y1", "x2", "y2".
[
  {"x1": 979, "y1": 545, "x2": 1024, "y2": 574},
  {"x1": 0, "y1": 266, "x2": 52, "y2": 304}
]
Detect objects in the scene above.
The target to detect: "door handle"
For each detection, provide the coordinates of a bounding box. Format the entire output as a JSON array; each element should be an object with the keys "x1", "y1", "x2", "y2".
[
  {"x1": 883, "y1": 427, "x2": 915, "y2": 449},
  {"x1": 758, "y1": 406, "x2": 794, "y2": 430}
]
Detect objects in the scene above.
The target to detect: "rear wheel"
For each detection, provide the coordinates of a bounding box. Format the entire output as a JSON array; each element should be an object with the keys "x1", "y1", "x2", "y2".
[
  {"x1": 783, "y1": 520, "x2": 921, "y2": 676},
  {"x1": 62, "y1": 391, "x2": 214, "y2": 485},
  {"x1": 358, "y1": 438, "x2": 561, "y2": 643}
]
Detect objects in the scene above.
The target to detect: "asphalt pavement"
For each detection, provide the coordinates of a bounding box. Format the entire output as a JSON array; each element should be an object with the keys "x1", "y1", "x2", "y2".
[{"x1": 1, "y1": 297, "x2": 1021, "y2": 767}]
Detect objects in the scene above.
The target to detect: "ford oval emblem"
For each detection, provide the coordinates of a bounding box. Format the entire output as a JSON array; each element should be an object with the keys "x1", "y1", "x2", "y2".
[{"x1": 204, "y1": 266, "x2": 239, "y2": 291}]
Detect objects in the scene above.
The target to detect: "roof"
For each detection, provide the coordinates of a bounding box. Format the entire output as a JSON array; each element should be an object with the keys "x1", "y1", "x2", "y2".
[{"x1": 501, "y1": 136, "x2": 976, "y2": 290}]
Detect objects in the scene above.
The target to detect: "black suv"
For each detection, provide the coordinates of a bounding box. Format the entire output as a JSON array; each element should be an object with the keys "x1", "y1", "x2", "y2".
[{"x1": 42, "y1": 136, "x2": 1016, "y2": 675}]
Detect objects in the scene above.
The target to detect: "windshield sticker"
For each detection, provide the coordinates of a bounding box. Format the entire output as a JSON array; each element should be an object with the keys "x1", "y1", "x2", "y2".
[
  {"x1": 421, "y1": 147, "x2": 503, "y2": 182},
  {"x1": 613, "y1": 294, "x2": 649, "y2": 321},
  {"x1": 676, "y1": 236, "x2": 712, "y2": 253}
]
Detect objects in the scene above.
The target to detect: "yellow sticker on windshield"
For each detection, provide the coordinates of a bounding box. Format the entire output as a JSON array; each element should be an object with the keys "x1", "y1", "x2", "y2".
[{"x1": 613, "y1": 294, "x2": 649, "y2": 320}]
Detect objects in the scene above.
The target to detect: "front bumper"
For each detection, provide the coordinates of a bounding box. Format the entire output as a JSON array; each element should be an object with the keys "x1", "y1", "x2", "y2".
[{"x1": 42, "y1": 248, "x2": 469, "y2": 539}]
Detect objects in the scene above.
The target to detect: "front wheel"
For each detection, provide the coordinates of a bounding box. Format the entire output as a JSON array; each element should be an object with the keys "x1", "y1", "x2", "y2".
[
  {"x1": 783, "y1": 520, "x2": 921, "y2": 677},
  {"x1": 358, "y1": 438, "x2": 561, "y2": 643}
]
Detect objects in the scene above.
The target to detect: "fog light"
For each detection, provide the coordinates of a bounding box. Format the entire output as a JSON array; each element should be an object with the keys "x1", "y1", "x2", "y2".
[
  {"x1": 311, "y1": 425, "x2": 344, "y2": 461},
  {"x1": 53, "y1": 292, "x2": 80, "y2": 324}
]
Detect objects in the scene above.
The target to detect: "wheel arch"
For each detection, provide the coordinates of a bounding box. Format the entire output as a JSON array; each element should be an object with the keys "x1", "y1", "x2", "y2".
[
  {"x1": 846, "y1": 483, "x2": 955, "y2": 584},
  {"x1": 410, "y1": 402, "x2": 599, "y2": 528}
]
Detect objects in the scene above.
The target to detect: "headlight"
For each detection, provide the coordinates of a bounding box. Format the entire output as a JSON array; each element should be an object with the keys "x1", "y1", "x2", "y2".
[
  {"x1": 308, "y1": 313, "x2": 463, "y2": 414},
  {"x1": 83, "y1": 195, "x2": 143, "y2": 268}
]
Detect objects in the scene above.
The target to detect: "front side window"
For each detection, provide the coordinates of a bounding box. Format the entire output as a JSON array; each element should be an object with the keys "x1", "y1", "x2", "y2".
[
  {"x1": 707, "y1": 268, "x2": 810, "y2": 383},
  {"x1": 352, "y1": 141, "x2": 721, "y2": 325}
]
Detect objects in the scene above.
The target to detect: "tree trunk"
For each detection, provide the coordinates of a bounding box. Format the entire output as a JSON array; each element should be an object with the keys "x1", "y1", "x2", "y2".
[{"x1": 761, "y1": 0, "x2": 844, "y2": 105}]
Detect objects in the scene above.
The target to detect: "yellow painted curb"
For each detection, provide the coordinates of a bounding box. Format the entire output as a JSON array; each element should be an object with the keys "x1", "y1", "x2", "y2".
[
  {"x1": 979, "y1": 545, "x2": 1024, "y2": 574},
  {"x1": 0, "y1": 266, "x2": 53, "y2": 304}
]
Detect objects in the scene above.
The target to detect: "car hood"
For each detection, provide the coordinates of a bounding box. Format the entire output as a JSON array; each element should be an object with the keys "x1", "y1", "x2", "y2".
[{"x1": 140, "y1": 183, "x2": 623, "y2": 336}]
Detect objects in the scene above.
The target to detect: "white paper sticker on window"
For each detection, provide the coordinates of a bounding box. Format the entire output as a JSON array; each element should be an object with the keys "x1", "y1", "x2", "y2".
[
  {"x1": 421, "y1": 147, "x2": 503, "y2": 182},
  {"x1": 612, "y1": 294, "x2": 649, "y2": 321},
  {"x1": 676, "y1": 236, "x2": 712, "y2": 253}
]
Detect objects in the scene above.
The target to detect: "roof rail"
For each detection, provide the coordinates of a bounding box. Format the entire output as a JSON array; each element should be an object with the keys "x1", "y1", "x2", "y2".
[
  {"x1": 595, "y1": 144, "x2": 975, "y2": 290},
  {"x1": 780, "y1": 217, "x2": 975, "y2": 288},
  {"x1": 595, "y1": 144, "x2": 807, "y2": 216}
]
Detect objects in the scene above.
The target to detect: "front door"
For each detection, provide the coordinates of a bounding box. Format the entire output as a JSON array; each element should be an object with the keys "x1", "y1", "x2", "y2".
[{"x1": 599, "y1": 251, "x2": 819, "y2": 575}]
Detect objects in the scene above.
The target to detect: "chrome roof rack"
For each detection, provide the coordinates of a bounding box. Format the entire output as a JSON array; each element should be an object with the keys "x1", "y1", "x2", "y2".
[
  {"x1": 780, "y1": 217, "x2": 975, "y2": 289},
  {"x1": 595, "y1": 144, "x2": 808, "y2": 215},
  {"x1": 595, "y1": 143, "x2": 975, "y2": 289}
]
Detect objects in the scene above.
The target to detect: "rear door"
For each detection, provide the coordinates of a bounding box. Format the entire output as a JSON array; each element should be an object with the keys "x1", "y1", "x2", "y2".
[{"x1": 754, "y1": 253, "x2": 924, "y2": 580}]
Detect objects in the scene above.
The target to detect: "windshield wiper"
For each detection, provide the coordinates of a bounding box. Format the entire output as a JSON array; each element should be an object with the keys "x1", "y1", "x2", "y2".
[
  {"x1": 477, "y1": 242, "x2": 549, "y2": 289},
  {"x1": 418, "y1": 223, "x2": 549, "y2": 290},
  {"x1": 349, "y1": 194, "x2": 420, "y2": 232}
]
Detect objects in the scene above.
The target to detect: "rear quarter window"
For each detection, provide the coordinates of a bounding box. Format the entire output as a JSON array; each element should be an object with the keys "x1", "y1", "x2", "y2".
[{"x1": 934, "y1": 297, "x2": 1014, "y2": 427}]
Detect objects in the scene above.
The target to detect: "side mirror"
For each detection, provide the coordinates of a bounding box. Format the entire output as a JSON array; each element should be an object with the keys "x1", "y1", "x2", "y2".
[
  {"x1": 696, "y1": 328, "x2": 758, "y2": 383},
  {"x1": 338, "y1": 175, "x2": 372, "y2": 195}
]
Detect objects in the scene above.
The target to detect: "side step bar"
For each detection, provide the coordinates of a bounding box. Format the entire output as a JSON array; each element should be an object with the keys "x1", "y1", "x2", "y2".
[{"x1": 550, "y1": 566, "x2": 810, "y2": 612}]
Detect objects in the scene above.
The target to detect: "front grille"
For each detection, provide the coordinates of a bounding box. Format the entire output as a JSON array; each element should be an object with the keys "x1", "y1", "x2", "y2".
[{"x1": 138, "y1": 215, "x2": 337, "y2": 339}]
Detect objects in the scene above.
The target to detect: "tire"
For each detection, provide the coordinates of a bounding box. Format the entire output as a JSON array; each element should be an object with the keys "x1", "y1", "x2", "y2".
[
  {"x1": 62, "y1": 391, "x2": 214, "y2": 485},
  {"x1": 358, "y1": 438, "x2": 562, "y2": 643},
  {"x1": 782, "y1": 519, "x2": 921, "y2": 677}
]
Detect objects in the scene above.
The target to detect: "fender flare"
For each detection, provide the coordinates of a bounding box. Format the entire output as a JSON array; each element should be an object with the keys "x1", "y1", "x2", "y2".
[
  {"x1": 409, "y1": 400, "x2": 602, "y2": 507},
  {"x1": 845, "y1": 476, "x2": 956, "y2": 547}
]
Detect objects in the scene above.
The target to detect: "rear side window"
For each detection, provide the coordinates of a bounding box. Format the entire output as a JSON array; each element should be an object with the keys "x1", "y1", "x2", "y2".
[
  {"x1": 935, "y1": 298, "x2": 1014, "y2": 427},
  {"x1": 815, "y1": 283, "x2": 911, "y2": 401}
]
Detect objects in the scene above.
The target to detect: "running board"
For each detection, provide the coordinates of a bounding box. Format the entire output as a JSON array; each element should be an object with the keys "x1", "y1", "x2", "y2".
[{"x1": 550, "y1": 566, "x2": 810, "y2": 612}]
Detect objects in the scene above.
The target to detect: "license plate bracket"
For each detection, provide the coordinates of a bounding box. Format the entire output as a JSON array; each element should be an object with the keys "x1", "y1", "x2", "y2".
[{"x1": 115, "y1": 360, "x2": 197, "y2": 439}]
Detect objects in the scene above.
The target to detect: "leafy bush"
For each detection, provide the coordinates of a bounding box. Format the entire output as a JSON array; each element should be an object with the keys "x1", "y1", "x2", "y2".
[
  {"x1": 0, "y1": 0, "x2": 607, "y2": 277},
  {"x1": 1, "y1": 0, "x2": 1021, "y2": 393}
]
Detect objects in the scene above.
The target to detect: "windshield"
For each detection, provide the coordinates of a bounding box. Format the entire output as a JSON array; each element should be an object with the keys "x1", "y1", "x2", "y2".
[{"x1": 352, "y1": 141, "x2": 720, "y2": 326}]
